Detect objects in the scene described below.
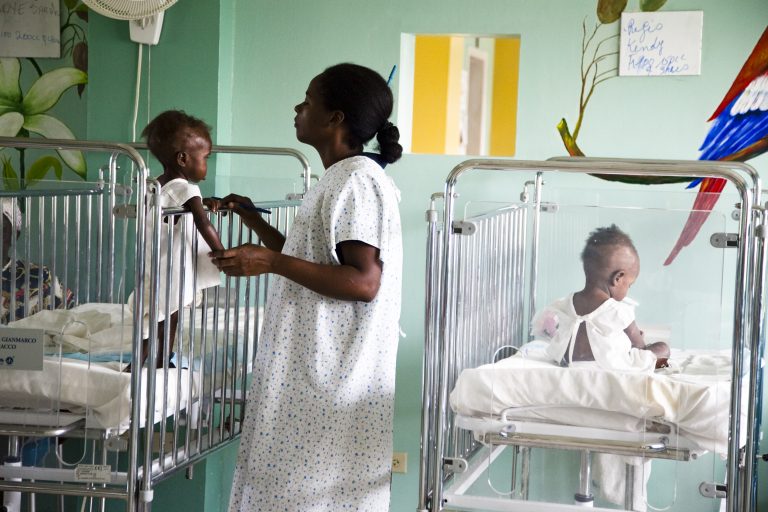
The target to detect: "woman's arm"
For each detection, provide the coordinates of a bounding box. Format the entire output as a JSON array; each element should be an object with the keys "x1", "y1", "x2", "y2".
[
  {"x1": 206, "y1": 194, "x2": 285, "y2": 251},
  {"x1": 186, "y1": 197, "x2": 225, "y2": 251},
  {"x1": 211, "y1": 240, "x2": 382, "y2": 302}
]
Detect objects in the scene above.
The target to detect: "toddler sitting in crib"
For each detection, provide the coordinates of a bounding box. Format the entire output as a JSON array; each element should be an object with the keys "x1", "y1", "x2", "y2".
[
  {"x1": 531, "y1": 224, "x2": 669, "y2": 372},
  {"x1": 127, "y1": 110, "x2": 224, "y2": 371},
  {"x1": 0, "y1": 198, "x2": 75, "y2": 323}
]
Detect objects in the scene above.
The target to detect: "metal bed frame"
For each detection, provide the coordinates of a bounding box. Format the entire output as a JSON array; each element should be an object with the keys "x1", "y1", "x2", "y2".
[
  {"x1": 419, "y1": 158, "x2": 765, "y2": 512},
  {"x1": 0, "y1": 136, "x2": 309, "y2": 511}
]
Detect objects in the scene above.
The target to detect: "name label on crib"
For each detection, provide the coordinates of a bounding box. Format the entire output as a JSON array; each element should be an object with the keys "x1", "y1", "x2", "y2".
[
  {"x1": 75, "y1": 464, "x2": 112, "y2": 484},
  {"x1": 0, "y1": 328, "x2": 43, "y2": 371}
]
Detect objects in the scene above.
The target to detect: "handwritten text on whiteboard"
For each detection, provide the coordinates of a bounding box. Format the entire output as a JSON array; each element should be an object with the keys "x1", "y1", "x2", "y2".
[
  {"x1": 0, "y1": 1, "x2": 61, "y2": 58},
  {"x1": 619, "y1": 11, "x2": 703, "y2": 77}
]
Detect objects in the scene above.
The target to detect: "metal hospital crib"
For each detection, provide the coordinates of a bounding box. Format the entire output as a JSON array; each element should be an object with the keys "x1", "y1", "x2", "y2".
[
  {"x1": 0, "y1": 137, "x2": 309, "y2": 511},
  {"x1": 419, "y1": 158, "x2": 766, "y2": 512}
]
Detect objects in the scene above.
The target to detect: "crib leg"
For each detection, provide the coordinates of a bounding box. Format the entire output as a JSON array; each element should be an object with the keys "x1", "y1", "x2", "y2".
[
  {"x1": 624, "y1": 463, "x2": 635, "y2": 511},
  {"x1": 574, "y1": 451, "x2": 594, "y2": 507},
  {"x1": 2, "y1": 436, "x2": 21, "y2": 512},
  {"x1": 520, "y1": 447, "x2": 530, "y2": 500},
  {"x1": 510, "y1": 445, "x2": 518, "y2": 494}
]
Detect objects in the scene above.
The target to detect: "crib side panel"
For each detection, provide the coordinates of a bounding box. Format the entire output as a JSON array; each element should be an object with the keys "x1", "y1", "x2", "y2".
[{"x1": 421, "y1": 159, "x2": 757, "y2": 512}]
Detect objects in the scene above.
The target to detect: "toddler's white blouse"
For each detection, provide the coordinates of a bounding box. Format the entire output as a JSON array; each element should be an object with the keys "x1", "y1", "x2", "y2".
[{"x1": 532, "y1": 293, "x2": 656, "y2": 373}]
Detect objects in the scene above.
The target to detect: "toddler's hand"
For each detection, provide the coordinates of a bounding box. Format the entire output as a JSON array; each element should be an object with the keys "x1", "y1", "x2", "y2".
[{"x1": 203, "y1": 197, "x2": 223, "y2": 213}]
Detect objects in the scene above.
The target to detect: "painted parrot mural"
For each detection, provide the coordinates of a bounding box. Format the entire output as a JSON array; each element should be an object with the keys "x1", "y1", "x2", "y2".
[
  {"x1": 557, "y1": 2, "x2": 767, "y2": 263},
  {"x1": 664, "y1": 26, "x2": 768, "y2": 265}
]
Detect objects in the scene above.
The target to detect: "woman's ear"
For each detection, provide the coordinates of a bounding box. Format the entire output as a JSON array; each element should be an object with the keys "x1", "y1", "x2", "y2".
[{"x1": 328, "y1": 110, "x2": 345, "y2": 128}]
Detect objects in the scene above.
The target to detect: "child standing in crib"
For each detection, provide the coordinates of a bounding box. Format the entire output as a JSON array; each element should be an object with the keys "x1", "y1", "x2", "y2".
[
  {"x1": 532, "y1": 224, "x2": 669, "y2": 371},
  {"x1": 128, "y1": 110, "x2": 224, "y2": 370}
]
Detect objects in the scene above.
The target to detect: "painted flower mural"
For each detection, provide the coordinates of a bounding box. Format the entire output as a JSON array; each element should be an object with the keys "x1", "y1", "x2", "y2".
[{"x1": 0, "y1": 0, "x2": 88, "y2": 189}]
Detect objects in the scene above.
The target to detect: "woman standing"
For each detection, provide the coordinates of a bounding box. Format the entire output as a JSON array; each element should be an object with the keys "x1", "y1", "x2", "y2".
[{"x1": 214, "y1": 63, "x2": 403, "y2": 511}]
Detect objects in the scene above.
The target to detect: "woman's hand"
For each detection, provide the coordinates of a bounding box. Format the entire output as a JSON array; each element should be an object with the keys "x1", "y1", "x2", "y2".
[
  {"x1": 210, "y1": 240, "x2": 382, "y2": 301},
  {"x1": 210, "y1": 244, "x2": 277, "y2": 276},
  {"x1": 219, "y1": 194, "x2": 256, "y2": 216},
  {"x1": 204, "y1": 194, "x2": 255, "y2": 215}
]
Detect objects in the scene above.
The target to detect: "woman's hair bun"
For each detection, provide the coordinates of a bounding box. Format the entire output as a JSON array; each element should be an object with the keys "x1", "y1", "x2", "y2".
[{"x1": 376, "y1": 122, "x2": 402, "y2": 164}]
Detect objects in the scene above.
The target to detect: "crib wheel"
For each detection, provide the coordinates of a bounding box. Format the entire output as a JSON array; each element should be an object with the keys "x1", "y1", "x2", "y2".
[{"x1": 574, "y1": 492, "x2": 594, "y2": 507}]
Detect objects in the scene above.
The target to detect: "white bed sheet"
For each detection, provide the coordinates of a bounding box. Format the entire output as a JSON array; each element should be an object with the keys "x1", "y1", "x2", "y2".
[
  {"x1": 0, "y1": 300, "x2": 259, "y2": 434},
  {"x1": 0, "y1": 358, "x2": 194, "y2": 432},
  {"x1": 4, "y1": 302, "x2": 259, "y2": 360},
  {"x1": 450, "y1": 343, "x2": 740, "y2": 455}
]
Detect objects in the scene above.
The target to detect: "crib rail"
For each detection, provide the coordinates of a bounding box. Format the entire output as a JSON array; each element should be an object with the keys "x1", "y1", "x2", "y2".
[
  {"x1": 0, "y1": 137, "x2": 306, "y2": 511},
  {"x1": 420, "y1": 158, "x2": 765, "y2": 512},
  {"x1": 137, "y1": 198, "x2": 300, "y2": 503}
]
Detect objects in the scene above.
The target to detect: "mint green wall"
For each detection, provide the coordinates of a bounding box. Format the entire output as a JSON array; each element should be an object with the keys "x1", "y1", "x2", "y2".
[
  {"x1": 87, "y1": 1, "x2": 221, "y2": 195},
  {"x1": 79, "y1": 0, "x2": 768, "y2": 510},
  {"x1": 85, "y1": 3, "x2": 224, "y2": 510},
  {"x1": 225, "y1": 1, "x2": 767, "y2": 511}
]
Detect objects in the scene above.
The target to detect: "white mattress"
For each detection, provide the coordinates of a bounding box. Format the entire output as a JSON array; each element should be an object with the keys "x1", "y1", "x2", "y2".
[
  {"x1": 450, "y1": 343, "x2": 740, "y2": 455},
  {"x1": 0, "y1": 358, "x2": 194, "y2": 432},
  {"x1": 0, "y1": 301, "x2": 259, "y2": 433},
  {"x1": 4, "y1": 302, "x2": 259, "y2": 360}
]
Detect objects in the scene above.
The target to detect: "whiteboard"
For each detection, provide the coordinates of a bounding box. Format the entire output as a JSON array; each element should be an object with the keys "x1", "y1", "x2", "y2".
[
  {"x1": 619, "y1": 11, "x2": 703, "y2": 77},
  {"x1": 0, "y1": 1, "x2": 61, "y2": 58}
]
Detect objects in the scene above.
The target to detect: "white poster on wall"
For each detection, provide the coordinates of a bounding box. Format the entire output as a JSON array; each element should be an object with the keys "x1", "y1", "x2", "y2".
[
  {"x1": 0, "y1": 1, "x2": 61, "y2": 58},
  {"x1": 619, "y1": 11, "x2": 703, "y2": 77}
]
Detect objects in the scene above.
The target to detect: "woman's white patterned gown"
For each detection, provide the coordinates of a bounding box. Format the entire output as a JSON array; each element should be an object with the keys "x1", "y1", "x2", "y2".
[{"x1": 228, "y1": 155, "x2": 403, "y2": 511}]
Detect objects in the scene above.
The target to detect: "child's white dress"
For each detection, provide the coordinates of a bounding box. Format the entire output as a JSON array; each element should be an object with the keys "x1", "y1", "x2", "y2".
[
  {"x1": 228, "y1": 155, "x2": 403, "y2": 512},
  {"x1": 130, "y1": 178, "x2": 220, "y2": 338},
  {"x1": 532, "y1": 293, "x2": 656, "y2": 372}
]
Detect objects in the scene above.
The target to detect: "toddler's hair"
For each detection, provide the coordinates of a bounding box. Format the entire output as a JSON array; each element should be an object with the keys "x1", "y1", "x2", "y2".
[
  {"x1": 581, "y1": 224, "x2": 637, "y2": 274},
  {"x1": 141, "y1": 110, "x2": 212, "y2": 168}
]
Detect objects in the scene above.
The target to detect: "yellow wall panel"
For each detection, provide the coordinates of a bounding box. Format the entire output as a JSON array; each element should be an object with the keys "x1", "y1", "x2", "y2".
[
  {"x1": 412, "y1": 36, "x2": 450, "y2": 154},
  {"x1": 443, "y1": 36, "x2": 465, "y2": 155},
  {"x1": 490, "y1": 37, "x2": 520, "y2": 156}
]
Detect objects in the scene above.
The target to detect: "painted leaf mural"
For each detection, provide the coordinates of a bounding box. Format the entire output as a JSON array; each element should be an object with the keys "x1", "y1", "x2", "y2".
[
  {"x1": 0, "y1": 59, "x2": 88, "y2": 181},
  {"x1": 0, "y1": 113, "x2": 24, "y2": 137},
  {"x1": 27, "y1": 156, "x2": 63, "y2": 186},
  {"x1": 640, "y1": 0, "x2": 667, "y2": 11},
  {"x1": 0, "y1": 60, "x2": 22, "y2": 113},
  {"x1": 557, "y1": 0, "x2": 692, "y2": 184},
  {"x1": 0, "y1": 1, "x2": 89, "y2": 189},
  {"x1": 597, "y1": 0, "x2": 627, "y2": 24},
  {"x1": 23, "y1": 68, "x2": 88, "y2": 115}
]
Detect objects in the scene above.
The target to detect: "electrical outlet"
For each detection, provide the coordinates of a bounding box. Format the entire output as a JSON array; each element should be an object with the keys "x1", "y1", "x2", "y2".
[{"x1": 392, "y1": 451, "x2": 407, "y2": 474}]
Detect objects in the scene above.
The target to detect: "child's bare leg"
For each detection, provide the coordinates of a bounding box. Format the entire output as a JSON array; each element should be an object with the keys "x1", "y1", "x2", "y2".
[
  {"x1": 123, "y1": 337, "x2": 150, "y2": 373},
  {"x1": 155, "y1": 312, "x2": 179, "y2": 368},
  {"x1": 124, "y1": 312, "x2": 179, "y2": 372}
]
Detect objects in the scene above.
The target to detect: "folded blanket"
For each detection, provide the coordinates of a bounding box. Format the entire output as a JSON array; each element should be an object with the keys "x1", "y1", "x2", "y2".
[{"x1": 6, "y1": 305, "x2": 129, "y2": 354}]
